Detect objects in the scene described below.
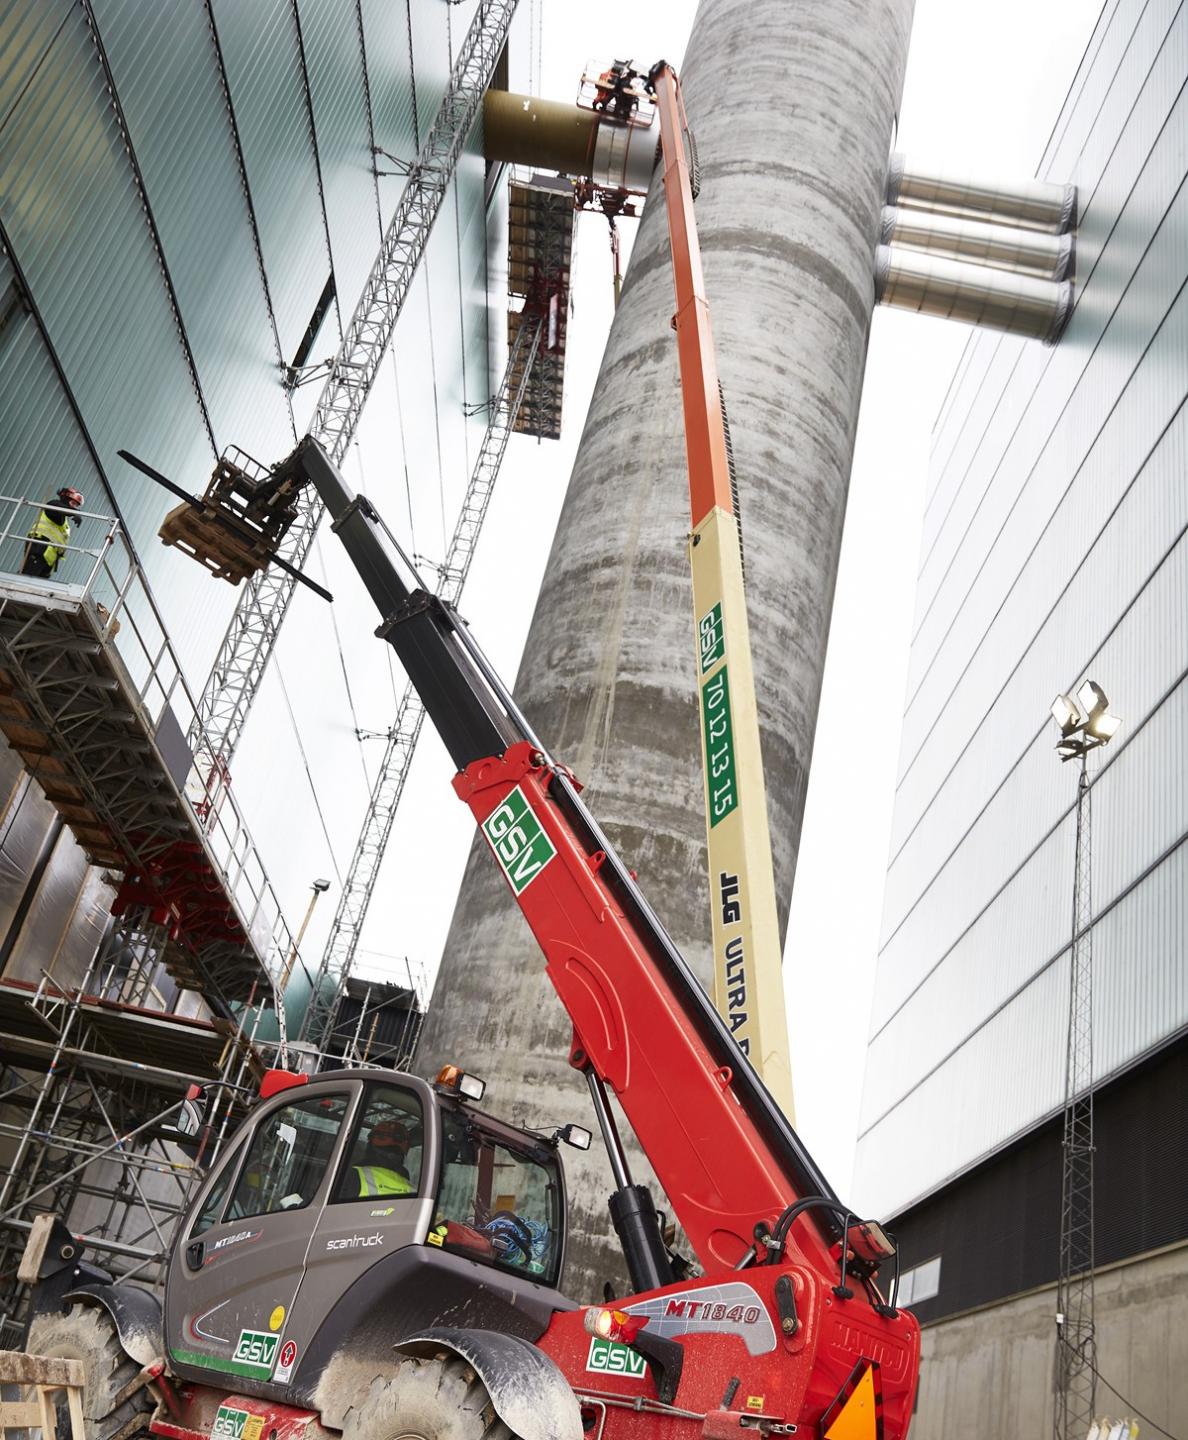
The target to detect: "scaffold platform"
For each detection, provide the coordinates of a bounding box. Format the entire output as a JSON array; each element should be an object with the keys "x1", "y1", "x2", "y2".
[
  {"x1": 0, "y1": 497, "x2": 290, "y2": 1012},
  {"x1": 507, "y1": 175, "x2": 575, "y2": 440}
]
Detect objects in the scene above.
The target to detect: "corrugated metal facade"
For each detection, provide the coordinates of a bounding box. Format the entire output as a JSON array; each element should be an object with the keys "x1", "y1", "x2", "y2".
[
  {"x1": 855, "y1": 0, "x2": 1188, "y2": 1219},
  {"x1": 0, "y1": 0, "x2": 532, "y2": 981}
]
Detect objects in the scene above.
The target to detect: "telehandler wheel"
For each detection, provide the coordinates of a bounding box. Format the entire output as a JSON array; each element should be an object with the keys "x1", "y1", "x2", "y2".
[
  {"x1": 27, "y1": 1305, "x2": 153, "y2": 1440},
  {"x1": 342, "y1": 1353, "x2": 516, "y2": 1440}
]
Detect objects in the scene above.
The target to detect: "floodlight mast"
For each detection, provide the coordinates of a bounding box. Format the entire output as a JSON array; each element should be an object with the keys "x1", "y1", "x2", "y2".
[{"x1": 1048, "y1": 678, "x2": 1120, "y2": 1440}]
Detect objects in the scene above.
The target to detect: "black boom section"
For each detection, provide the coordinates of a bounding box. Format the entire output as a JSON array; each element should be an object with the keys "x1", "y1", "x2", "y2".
[{"x1": 296, "y1": 439, "x2": 520, "y2": 770}]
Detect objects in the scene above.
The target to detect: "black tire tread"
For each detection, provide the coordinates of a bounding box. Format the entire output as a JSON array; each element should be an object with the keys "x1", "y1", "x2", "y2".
[
  {"x1": 341, "y1": 1353, "x2": 515, "y2": 1440},
  {"x1": 26, "y1": 1306, "x2": 151, "y2": 1440}
]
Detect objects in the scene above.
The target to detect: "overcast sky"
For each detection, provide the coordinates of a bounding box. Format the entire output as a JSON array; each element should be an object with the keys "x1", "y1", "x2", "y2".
[{"x1": 344, "y1": 0, "x2": 1103, "y2": 1203}]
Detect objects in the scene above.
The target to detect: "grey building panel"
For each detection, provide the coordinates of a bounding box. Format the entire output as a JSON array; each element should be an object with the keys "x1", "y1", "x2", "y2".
[
  {"x1": 426, "y1": 198, "x2": 469, "y2": 523},
  {"x1": 90, "y1": 0, "x2": 294, "y2": 463},
  {"x1": 914, "y1": 0, "x2": 1183, "y2": 624},
  {"x1": 0, "y1": 2, "x2": 235, "y2": 678},
  {"x1": 906, "y1": 0, "x2": 1186, "y2": 700},
  {"x1": 0, "y1": 0, "x2": 74, "y2": 120},
  {"x1": 890, "y1": 32, "x2": 1188, "y2": 865},
  {"x1": 212, "y1": 0, "x2": 336, "y2": 367},
  {"x1": 409, "y1": 0, "x2": 449, "y2": 144},
  {"x1": 296, "y1": 0, "x2": 384, "y2": 312},
  {"x1": 359, "y1": 0, "x2": 418, "y2": 169},
  {"x1": 859, "y1": 0, "x2": 1188, "y2": 1217}
]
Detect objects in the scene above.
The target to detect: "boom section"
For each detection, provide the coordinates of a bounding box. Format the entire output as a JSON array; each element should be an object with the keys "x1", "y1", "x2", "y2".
[
  {"x1": 295, "y1": 438, "x2": 840, "y2": 1273},
  {"x1": 650, "y1": 64, "x2": 795, "y2": 1114}
]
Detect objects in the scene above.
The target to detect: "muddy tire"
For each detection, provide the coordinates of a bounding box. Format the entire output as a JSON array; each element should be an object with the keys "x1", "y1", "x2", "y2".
[
  {"x1": 26, "y1": 1305, "x2": 152, "y2": 1440},
  {"x1": 341, "y1": 1353, "x2": 516, "y2": 1440}
]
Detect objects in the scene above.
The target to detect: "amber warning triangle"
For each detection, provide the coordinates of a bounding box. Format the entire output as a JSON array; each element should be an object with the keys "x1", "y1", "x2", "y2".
[{"x1": 822, "y1": 1360, "x2": 883, "y2": 1440}]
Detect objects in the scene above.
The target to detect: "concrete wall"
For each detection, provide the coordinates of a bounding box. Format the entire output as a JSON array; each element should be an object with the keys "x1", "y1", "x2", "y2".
[
  {"x1": 914, "y1": 1244, "x2": 1188, "y2": 1440},
  {"x1": 419, "y1": 0, "x2": 914, "y2": 1296}
]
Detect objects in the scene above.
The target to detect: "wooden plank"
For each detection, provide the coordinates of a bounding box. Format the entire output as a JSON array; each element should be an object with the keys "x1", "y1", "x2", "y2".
[{"x1": 0, "y1": 1350, "x2": 84, "y2": 1386}]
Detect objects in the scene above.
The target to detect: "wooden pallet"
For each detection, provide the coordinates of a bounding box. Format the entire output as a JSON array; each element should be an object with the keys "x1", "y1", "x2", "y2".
[
  {"x1": 159, "y1": 501, "x2": 272, "y2": 586},
  {"x1": 0, "y1": 1350, "x2": 85, "y2": 1440}
]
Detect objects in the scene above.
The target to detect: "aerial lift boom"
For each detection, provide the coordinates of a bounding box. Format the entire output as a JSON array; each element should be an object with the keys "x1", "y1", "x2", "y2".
[{"x1": 649, "y1": 64, "x2": 794, "y2": 1116}]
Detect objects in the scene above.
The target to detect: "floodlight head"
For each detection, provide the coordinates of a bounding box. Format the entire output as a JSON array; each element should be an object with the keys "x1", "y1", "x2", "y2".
[
  {"x1": 312, "y1": 878, "x2": 331, "y2": 892},
  {"x1": 1050, "y1": 694, "x2": 1080, "y2": 734},
  {"x1": 1086, "y1": 709, "x2": 1121, "y2": 743},
  {"x1": 1076, "y1": 679, "x2": 1108, "y2": 719},
  {"x1": 1056, "y1": 739, "x2": 1082, "y2": 762}
]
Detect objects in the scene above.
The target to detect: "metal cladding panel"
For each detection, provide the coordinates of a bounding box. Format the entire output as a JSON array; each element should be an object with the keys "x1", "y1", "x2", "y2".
[
  {"x1": 0, "y1": 2, "x2": 236, "y2": 679},
  {"x1": 296, "y1": 0, "x2": 384, "y2": 311},
  {"x1": 457, "y1": 102, "x2": 490, "y2": 450},
  {"x1": 0, "y1": 0, "x2": 74, "y2": 116},
  {"x1": 897, "y1": 6, "x2": 1188, "y2": 801},
  {"x1": 89, "y1": 0, "x2": 294, "y2": 463},
  {"x1": 874, "y1": 517, "x2": 1188, "y2": 1040},
  {"x1": 359, "y1": 0, "x2": 418, "y2": 197},
  {"x1": 860, "y1": 0, "x2": 1188, "y2": 1216},
  {"x1": 211, "y1": 0, "x2": 335, "y2": 366},
  {"x1": 858, "y1": 841, "x2": 1188, "y2": 1218},
  {"x1": 425, "y1": 191, "x2": 469, "y2": 528},
  {"x1": 409, "y1": 0, "x2": 449, "y2": 144},
  {"x1": 882, "y1": 269, "x2": 1188, "y2": 954}
]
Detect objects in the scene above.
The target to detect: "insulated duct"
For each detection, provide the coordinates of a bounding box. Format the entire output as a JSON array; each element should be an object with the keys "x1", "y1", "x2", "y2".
[
  {"x1": 484, "y1": 90, "x2": 658, "y2": 194},
  {"x1": 880, "y1": 206, "x2": 1074, "y2": 282},
  {"x1": 887, "y1": 153, "x2": 1077, "y2": 234},
  {"x1": 875, "y1": 244, "x2": 1073, "y2": 344}
]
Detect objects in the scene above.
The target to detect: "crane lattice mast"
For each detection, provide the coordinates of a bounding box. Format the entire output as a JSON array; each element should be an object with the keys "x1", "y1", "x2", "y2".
[
  {"x1": 300, "y1": 315, "x2": 544, "y2": 1049},
  {"x1": 194, "y1": 0, "x2": 521, "y2": 764}
]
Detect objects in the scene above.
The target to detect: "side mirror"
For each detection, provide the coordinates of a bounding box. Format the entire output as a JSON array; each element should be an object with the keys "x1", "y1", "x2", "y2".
[
  {"x1": 557, "y1": 1124, "x2": 592, "y2": 1151},
  {"x1": 176, "y1": 1086, "x2": 206, "y2": 1138}
]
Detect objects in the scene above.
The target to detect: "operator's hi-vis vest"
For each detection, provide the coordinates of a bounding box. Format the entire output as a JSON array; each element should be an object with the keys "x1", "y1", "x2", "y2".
[
  {"x1": 352, "y1": 1164, "x2": 412, "y2": 1197},
  {"x1": 27, "y1": 511, "x2": 71, "y2": 572}
]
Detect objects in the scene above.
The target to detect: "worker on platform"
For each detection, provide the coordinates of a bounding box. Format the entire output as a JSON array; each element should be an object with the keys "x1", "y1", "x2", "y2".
[
  {"x1": 351, "y1": 1119, "x2": 415, "y2": 1198},
  {"x1": 20, "y1": 488, "x2": 84, "y2": 580}
]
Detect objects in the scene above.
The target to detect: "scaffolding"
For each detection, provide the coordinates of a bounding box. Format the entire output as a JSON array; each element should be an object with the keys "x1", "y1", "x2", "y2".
[{"x1": 0, "y1": 499, "x2": 295, "y2": 1337}]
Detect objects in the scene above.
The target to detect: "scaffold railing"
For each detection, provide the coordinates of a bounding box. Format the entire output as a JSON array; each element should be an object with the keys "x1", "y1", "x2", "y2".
[{"x1": 0, "y1": 495, "x2": 297, "y2": 1009}]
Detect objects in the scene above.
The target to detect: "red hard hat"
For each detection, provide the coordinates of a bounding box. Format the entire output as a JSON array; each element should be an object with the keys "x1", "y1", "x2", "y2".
[
  {"x1": 369, "y1": 1120, "x2": 409, "y2": 1151},
  {"x1": 57, "y1": 488, "x2": 84, "y2": 510}
]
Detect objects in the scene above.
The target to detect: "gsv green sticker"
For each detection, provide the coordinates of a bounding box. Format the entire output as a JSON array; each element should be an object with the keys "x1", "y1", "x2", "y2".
[
  {"x1": 698, "y1": 602, "x2": 725, "y2": 674},
  {"x1": 232, "y1": 1328, "x2": 278, "y2": 1378},
  {"x1": 212, "y1": 1406, "x2": 249, "y2": 1440},
  {"x1": 586, "y1": 1335, "x2": 646, "y2": 1378},
  {"x1": 482, "y1": 787, "x2": 556, "y2": 895}
]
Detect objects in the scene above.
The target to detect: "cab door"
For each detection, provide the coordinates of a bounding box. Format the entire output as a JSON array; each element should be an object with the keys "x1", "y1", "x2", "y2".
[{"x1": 164, "y1": 1084, "x2": 357, "y2": 1392}]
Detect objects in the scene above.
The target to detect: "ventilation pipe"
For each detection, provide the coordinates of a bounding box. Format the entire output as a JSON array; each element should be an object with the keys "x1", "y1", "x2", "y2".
[
  {"x1": 887, "y1": 154, "x2": 1077, "y2": 234},
  {"x1": 880, "y1": 206, "x2": 1073, "y2": 282},
  {"x1": 875, "y1": 244, "x2": 1074, "y2": 344},
  {"x1": 484, "y1": 90, "x2": 657, "y2": 195}
]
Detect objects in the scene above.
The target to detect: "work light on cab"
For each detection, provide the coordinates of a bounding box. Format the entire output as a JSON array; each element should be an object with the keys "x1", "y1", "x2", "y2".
[
  {"x1": 435, "y1": 1064, "x2": 485, "y2": 1101},
  {"x1": 582, "y1": 1306, "x2": 648, "y2": 1345}
]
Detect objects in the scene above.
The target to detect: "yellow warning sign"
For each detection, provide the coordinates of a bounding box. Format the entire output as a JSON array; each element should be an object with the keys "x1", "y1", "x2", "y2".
[
  {"x1": 824, "y1": 1362, "x2": 881, "y2": 1440},
  {"x1": 745, "y1": 1395, "x2": 765, "y2": 1412},
  {"x1": 242, "y1": 1417, "x2": 265, "y2": 1440}
]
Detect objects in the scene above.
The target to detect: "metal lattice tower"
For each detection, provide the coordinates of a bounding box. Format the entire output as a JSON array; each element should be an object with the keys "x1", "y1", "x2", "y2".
[
  {"x1": 194, "y1": 0, "x2": 521, "y2": 764},
  {"x1": 299, "y1": 315, "x2": 543, "y2": 1048},
  {"x1": 1054, "y1": 754, "x2": 1098, "y2": 1440}
]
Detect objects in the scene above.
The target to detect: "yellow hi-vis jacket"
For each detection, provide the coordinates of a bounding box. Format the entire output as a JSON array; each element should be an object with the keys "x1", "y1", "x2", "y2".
[
  {"x1": 352, "y1": 1165, "x2": 413, "y2": 1197},
  {"x1": 26, "y1": 510, "x2": 71, "y2": 572}
]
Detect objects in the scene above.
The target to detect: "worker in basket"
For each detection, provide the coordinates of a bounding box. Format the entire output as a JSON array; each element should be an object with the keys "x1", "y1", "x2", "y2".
[
  {"x1": 352, "y1": 1119, "x2": 415, "y2": 1197},
  {"x1": 21, "y1": 487, "x2": 83, "y2": 580}
]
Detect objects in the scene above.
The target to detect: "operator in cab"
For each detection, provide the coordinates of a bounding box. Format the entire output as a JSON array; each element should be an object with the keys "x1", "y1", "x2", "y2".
[{"x1": 351, "y1": 1119, "x2": 415, "y2": 1198}]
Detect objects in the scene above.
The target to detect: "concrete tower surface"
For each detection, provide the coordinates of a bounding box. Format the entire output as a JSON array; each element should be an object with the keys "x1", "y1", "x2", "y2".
[{"x1": 419, "y1": 0, "x2": 914, "y2": 1294}]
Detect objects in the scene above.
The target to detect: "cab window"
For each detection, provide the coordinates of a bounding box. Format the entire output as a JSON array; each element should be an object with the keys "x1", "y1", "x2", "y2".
[
  {"x1": 190, "y1": 1143, "x2": 239, "y2": 1237},
  {"x1": 332, "y1": 1085, "x2": 425, "y2": 1203},
  {"x1": 226, "y1": 1093, "x2": 349, "y2": 1219},
  {"x1": 433, "y1": 1111, "x2": 562, "y2": 1284}
]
